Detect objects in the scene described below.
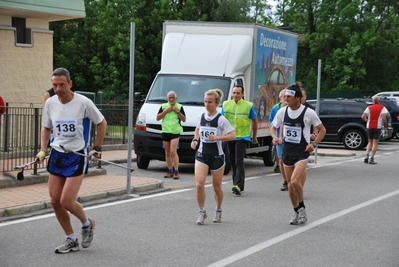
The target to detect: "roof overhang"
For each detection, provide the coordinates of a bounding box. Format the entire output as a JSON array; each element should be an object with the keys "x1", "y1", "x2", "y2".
[{"x1": 0, "y1": 0, "x2": 85, "y2": 22}]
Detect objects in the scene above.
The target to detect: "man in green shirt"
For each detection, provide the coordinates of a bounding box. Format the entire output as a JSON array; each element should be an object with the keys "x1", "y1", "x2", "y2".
[{"x1": 156, "y1": 91, "x2": 186, "y2": 179}]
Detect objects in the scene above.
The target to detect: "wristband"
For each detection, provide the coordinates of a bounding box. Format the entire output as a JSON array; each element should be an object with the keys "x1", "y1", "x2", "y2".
[
  {"x1": 93, "y1": 146, "x2": 102, "y2": 152},
  {"x1": 192, "y1": 139, "x2": 198, "y2": 142}
]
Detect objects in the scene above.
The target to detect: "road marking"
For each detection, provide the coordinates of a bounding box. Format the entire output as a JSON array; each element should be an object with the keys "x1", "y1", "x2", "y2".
[
  {"x1": 206, "y1": 189, "x2": 399, "y2": 267},
  {"x1": 1, "y1": 150, "x2": 396, "y2": 228},
  {"x1": 0, "y1": 182, "x2": 226, "y2": 227}
]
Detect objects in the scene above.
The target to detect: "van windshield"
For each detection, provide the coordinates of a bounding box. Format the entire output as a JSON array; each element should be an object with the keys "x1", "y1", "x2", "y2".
[{"x1": 146, "y1": 74, "x2": 231, "y2": 105}]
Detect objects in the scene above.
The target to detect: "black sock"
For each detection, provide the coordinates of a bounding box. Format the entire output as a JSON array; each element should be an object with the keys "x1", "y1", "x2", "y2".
[
  {"x1": 298, "y1": 201, "x2": 305, "y2": 209},
  {"x1": 294, "y1": 206, "x2": 299, "y2": 213}
]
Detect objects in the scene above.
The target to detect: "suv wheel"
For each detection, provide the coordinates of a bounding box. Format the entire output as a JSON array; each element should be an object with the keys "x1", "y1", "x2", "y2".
[{"x1": 342, "y1": 129, "x2": 366, "y2": 150}]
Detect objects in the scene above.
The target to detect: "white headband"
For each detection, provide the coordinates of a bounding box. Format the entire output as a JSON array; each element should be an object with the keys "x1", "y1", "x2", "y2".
[{"x1": 285, "y1": 89, "x2": 296, "y2": 96}]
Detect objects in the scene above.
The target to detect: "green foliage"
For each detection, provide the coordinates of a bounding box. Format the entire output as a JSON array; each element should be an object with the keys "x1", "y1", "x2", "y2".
[
  {"x1": 50, "y1": 0, "x2": 399, "y2": 101},
  {"x1": 51, "y1": 0, "x2": 265, "y2": 103},
  {"x1": 278, "y1": 0, "x2": 399, "y2": 95}
]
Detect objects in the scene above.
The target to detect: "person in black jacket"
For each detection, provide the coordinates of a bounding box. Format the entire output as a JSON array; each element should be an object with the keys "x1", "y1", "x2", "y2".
[
  {"x1": 43, "y1": 87, "x2": 55, "y2": 105},
  {"x1": 301, "y1": 87, "x2": 315, "y2": 110}
]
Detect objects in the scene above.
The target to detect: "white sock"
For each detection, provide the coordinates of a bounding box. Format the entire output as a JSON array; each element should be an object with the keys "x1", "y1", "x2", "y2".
[
  {"x1": 82, "y1": 218, "x2": 91, "y2": 228},
  {"x1": 67, "y1": 233, "x2": 77, "y2": 241}
]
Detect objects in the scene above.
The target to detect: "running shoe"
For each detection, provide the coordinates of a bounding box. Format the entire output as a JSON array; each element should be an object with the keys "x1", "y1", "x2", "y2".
[
  {"x1": 232, "y1": 185, "x2": 241, "y2": 195},
  {"x1": 55, "y1": 237, "x2": 80, "y2": 254},
  {"x1": 369, "y1": 158, "x2": 377, "y2": 165},
  {"x1": 173, "y1": 172, "x2": 180, "y2": 179},
  {"x1": 212, "y1": 211, "x2": 222, "y2": 223},
  {"x1": 280, "y1": 182, "x2": 288, "y2": 191},
  {"x1": 164, "y1": 172, "x2": 173, "y2": 178},
  {"x1": 364, "y1": 157, "x2": 369, "y2": 163},
  {"x1": 289, "y1": 211, "x2": 299, "y2": 225},
  {"x1": 196, "y1": 211, "x2": 207, "y2": 225},
  {"x1": 81, "y1": 218, "x2": 96, "y2": 248},
  {"x1": 298, "y1": 207, "x2": 308, "y2": 224}
]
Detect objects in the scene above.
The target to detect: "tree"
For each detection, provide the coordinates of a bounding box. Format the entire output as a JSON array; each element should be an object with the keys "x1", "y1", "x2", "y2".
[{"x1": 275, "y1": 0, "x2": 399, "y2": 94}]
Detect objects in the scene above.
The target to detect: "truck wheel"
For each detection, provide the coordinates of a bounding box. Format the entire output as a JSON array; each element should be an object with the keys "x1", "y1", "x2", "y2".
[
  {"x1": 258, "y1": 96, "x2": 267, "y2": 121},
  {"x1": 342, "y1": 129, "x2": 366, "y2": 150},
  {"x1": 137, "y1": 155, "x2": 150, "y2": 169},
  {"x1": 223, "y1": 144, "x2": 231, "y2": 175},
  {"x1": 262, "y1": 142, "x2": 275, "y2": 166}
]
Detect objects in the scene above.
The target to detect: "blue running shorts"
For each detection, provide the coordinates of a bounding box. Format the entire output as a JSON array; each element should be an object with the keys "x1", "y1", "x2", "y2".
[{"x1": 47, "y1": 149, "x2": 88, "y2": 178}]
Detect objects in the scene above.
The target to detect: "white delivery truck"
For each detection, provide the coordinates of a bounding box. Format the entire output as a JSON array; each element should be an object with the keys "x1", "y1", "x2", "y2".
[{"x1": 134, "y1": 21, "x2": 298, "y2": 173}]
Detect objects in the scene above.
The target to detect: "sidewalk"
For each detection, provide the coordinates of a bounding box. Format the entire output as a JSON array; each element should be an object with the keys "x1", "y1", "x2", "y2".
[
  {"x1": 0, "y1": 148, "x2": 355, "y2": 219},
  {"x1": 0, "y1": 150, "x2": 163, "y2": 218}
]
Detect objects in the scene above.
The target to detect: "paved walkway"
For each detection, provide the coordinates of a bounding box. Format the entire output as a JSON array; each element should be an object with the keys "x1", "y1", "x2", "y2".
[
  {"x1": 0, "y1": 150, "x2": 163, "y2": 218},
  {"x1": 0, "y1": 148, "x2": 355, "y2": 219}
]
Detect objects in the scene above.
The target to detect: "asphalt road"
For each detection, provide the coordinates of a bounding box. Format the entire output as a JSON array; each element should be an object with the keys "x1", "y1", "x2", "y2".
[{"x1": 1, "y1": 140, "x2": 399, "y2": 267}]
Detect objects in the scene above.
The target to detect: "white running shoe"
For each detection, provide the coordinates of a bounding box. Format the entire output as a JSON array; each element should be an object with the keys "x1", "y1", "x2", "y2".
[
  {"x1": 298, "y1": 208, "x2": 308, "y2": 224},
  {"x1": 212, "y1": 211, "x2": 222, "y2": 223},
  {"x1": 196, "y1": 211, "x2": 207, "y2": 225},
  {"x1": 289, "y1": 212, "x2": 299, "y2": 225}
]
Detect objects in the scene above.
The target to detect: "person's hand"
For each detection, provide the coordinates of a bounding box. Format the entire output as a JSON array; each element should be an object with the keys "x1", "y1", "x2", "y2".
[
  {"x1": 310, "y1": 133, "x2": 318, "y2": 140},
  {"x1": 35, "y1": 150, "x2": 46, "y2": 163},
  {"x1": 252, "y1": 138, "x2": 258, "y2": 145},
  {"x1": 191, "y1": 139, "x2": 198, "y2": 150},
  {"x1": 305, "y1": 143, "x2": 315, "y2": 153},
  {"x1": 89, "y1": 146, "x2": 101, "y2": 161},
  {"x1": 171, "y1": 106, "x2": 180, "y2": 113},
  {"x1": 272, "y1": 137, "x2": 279, "y2": 146}
]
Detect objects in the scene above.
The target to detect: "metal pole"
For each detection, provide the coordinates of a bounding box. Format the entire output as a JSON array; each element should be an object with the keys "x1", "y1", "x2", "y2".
[
  {"x1": 314, "y1": 59, "x2": 322, "y2": 164},
  {"x1": 126, "y1": 22, "x2": 135, "y2": 194}
]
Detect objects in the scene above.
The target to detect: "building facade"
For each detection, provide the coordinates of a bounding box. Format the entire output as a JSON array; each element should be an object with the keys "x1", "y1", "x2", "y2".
[{"x1": 0, "y1": 0, "x2": 85, "y2": 106}]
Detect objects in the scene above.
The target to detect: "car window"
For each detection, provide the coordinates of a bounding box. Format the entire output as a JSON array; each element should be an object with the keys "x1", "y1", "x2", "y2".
[
  {"x1": 344, "y1": 104, "x2": 365, "y2": 115},
  {"x1": 319, "y1": 103, "x2": 343, "y2": 115}
]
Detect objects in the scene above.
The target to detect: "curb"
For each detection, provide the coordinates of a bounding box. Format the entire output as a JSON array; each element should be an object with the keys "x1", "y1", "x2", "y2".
[
  {"x1": 0, "y1": 179, "x2": 163, "y2": 217},
  {"x1": 311, "y1": 152, "x2": 356, "y2": 157},
  {"x1": 0, "y1": 168, "x2": 107, "y2": 189}
]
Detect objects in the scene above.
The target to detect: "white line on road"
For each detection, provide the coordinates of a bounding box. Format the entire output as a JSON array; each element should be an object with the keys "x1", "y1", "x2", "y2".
[{"x1": 206, "y1": 189, "x2": 399, "y2": 267}]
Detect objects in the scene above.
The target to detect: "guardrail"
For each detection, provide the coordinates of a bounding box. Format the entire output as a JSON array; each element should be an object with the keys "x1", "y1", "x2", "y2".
[{"x1": 0, "y1": 104, "x2": 138, "y2": 173}]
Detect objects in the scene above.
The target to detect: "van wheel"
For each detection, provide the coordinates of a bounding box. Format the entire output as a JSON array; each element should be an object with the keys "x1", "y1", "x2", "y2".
[
  {"x1": 262, "y1": 142, "x2": 275, "y2": 166},
  {"x1": 223, "y1": 144, "x2": 231, "y2": 175},
  {"x1": 137, "y1": 155, "x2": 150, "y2": 169},
  {"x1": 342, "y1": 129, "x2": 366, "y2": 150}
]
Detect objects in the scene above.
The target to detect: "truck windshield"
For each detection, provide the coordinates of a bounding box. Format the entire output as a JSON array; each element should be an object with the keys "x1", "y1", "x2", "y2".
[{"x1": 146, "y1": 75, "x2": 231, "y2": 105}]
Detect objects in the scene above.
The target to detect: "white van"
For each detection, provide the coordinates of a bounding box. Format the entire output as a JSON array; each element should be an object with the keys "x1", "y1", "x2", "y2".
[{"x1": 373, "y1": 91, "x2": 399, "y2": 105}]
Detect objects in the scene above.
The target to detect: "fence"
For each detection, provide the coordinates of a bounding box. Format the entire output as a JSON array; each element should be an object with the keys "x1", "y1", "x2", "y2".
[{"x1": 0, "y1": 104, "x2": 137, "y2": 173}]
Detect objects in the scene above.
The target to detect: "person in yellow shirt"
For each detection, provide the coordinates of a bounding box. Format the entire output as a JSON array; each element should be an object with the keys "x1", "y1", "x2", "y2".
[{"x1": 221, "y1": 85, "x2": 258, "y2": 195}]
